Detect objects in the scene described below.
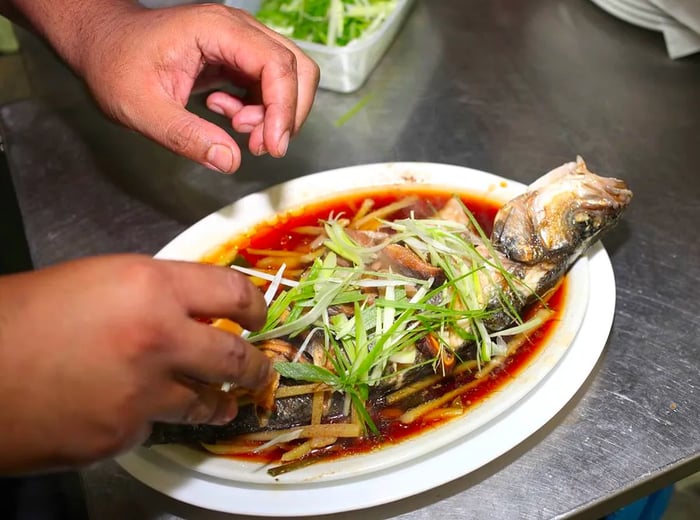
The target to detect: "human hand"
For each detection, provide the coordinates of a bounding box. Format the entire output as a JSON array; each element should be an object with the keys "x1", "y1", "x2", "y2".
[
  {"x1": 20, "y1": 1, "x2": 319, "y2": 173},
  {"x1": 0, "y1": 255, "x2": 271, "y2": 473},
  {"x1": 86, "y1": 3, "x2": 319, "y2": 173}
]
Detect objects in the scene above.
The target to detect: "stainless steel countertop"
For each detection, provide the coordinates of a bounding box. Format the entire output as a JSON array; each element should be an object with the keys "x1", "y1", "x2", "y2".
[{"x1": 2, "y1": 1, "x2": 699, "y2": 518}]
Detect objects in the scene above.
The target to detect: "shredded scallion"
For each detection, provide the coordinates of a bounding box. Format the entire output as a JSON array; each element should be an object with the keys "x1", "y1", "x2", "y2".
[
  {"x1": 238, "y1": 196, "x2": 550, "y2": 433},
  {"x1": 256, "y1": 0, "x2": 399, "y2": 47}
]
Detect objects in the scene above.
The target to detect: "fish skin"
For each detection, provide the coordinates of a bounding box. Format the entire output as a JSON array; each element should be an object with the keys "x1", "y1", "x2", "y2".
[
  {"x1": 147, "y1": 158, "x2": 632, "y2": 445},
  {"x1": 147, "y1": 393, "x2": 349, "y2": 444}
]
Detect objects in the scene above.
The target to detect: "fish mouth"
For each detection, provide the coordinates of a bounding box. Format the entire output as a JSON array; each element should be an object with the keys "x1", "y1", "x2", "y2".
[{"x1": 574, "y1": 158, "x2": 633, "y2": 211}]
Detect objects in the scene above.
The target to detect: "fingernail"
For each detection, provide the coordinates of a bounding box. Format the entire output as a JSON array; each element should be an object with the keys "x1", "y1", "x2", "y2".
[
  {"x1": 185, "y1": 404, "x2": 210, "y2": 424},
  {"x1": 238, "y1": 124, "x2": 254, "y2": 133},
  {"x1": 221, "y1": 399, "x2": 239, "y2": 423},
  {"x1": 209, "y1": 103, "x2": 225, "y2": 116},
  {"x1": 206, "y1": 144, "x2": 234, "y2": 173},
  {"x1": 255, "y1": 143, "x2": 267, "y2": 157},
  {"x1": 277, "y1": 131, "x2": 290, "y2": 157}
]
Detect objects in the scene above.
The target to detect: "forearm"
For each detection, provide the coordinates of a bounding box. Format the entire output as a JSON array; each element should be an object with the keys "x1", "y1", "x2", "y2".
[{"x1": 0, "y1": 0, "x2": 142, "y2": 76}]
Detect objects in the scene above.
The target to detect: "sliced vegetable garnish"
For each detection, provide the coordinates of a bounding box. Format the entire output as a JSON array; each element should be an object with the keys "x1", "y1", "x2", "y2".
[
  {"x1": 236, "y1": 196, "x2": 548, "y2": 433},
  {"x1": 256, "y1": 0, "x2": 399, "y2": 47}
]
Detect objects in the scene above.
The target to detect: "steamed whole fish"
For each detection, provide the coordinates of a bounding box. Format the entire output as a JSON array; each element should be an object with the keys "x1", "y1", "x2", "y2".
[{"x1": 148, "y1": 157, "x2": 632, "y2": 446}]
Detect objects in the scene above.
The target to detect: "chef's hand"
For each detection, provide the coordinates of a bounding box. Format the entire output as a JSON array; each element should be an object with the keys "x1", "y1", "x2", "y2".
[
  {"x1": 5, "y1": 1, "x2": 319, "y2": 173},
  {"x1": 0, "y1": 255, "x2": 271, "y2": 474}
]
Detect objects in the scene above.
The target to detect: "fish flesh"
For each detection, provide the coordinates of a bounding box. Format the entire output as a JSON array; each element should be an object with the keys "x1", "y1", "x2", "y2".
[{"x1": 147, "y1": 157, "x2": 632, "y2": 446}]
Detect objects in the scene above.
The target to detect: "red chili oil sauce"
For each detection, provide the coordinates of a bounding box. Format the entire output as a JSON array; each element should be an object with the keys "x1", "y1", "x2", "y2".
[
  {"x1": 204, "y1": 186, "x2": 500, "y2": 265},
  {"x1": 204, "y1": 186, "x2": 567, "y2": 463}
]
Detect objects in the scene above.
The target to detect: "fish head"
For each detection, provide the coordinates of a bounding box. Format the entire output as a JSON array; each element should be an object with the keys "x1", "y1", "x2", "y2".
[{"x1": 492, "y1": 157, "x2": 632, "y2": 265}]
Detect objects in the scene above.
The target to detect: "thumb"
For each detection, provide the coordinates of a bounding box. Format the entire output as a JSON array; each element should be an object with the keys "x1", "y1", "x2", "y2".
[{"x1": 138, "y1": 100, "x2": 242, "y2": 174}]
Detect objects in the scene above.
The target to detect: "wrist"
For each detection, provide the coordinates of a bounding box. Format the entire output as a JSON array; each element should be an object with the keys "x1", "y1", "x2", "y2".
[{"x1": 6, "y1": 0, "x2": 144, "y2": 77}]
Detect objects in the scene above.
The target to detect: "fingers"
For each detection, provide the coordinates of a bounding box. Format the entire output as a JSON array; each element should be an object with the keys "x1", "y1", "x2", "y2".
[
  {"x1": 142, "y1": 97, "x2": 244, "y2": 173},
  {"x1": 206, "y1": 92, "x2": 265, "y2": 137},
  {"x1": 239, "y1": 12, "x2": 319, "y2": 134},
  {"x1": 233, "y1": 106, "x2": 265, "y2": 135},
  {"x1": 258, "y1": 55, "x2": 297, "y2": 158},
  {"x1": 207, "y1": 29, "x2": 298, "y2": 157},
  {"x1": 174, "y1": 319, "x2": 273, "y2": 390},
  {"x1": 206, "y1": 91, "x2": 244, "y2": 121},
  {"x1": 199, "y1": 8, "x2": 319, "y2": 156},
  {"x1": 248, "y1": 124, "x2": 266, "y2": 157},
  {"x1": 157, "y1": 260, "x2": 273, "y2": 422},
  {"x1": 185, "y1": 388, "x2": 238, "y2": 425},
  {"x1": 180, "y1": 379, "x2": 239, "y2": 425},
  {"x1": 155, "y1": 379, "x2": 238, "y2": 425},
  {"x1": 161, "y1": 260, "x2": 267, "y2": 331}
]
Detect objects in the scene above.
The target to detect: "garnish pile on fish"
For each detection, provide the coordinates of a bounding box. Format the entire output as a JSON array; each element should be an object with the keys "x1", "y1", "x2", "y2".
[{"x1": 147, "y1": 158, "x2": 632, "y2": 471}]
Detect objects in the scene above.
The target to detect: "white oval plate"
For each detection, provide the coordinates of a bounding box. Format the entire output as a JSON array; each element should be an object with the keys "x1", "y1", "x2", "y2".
[{"x1": 116, "y1": 163, "x2": 615, "y2": 514}]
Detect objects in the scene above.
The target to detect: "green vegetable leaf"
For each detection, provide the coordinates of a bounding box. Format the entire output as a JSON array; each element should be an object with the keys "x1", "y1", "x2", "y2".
[
  {"x1": 256, "y1": 0, "x2": 398, "y2": 47},
  {"x1": 274, "y1": 362, "x2": 340, "y2": 386}
]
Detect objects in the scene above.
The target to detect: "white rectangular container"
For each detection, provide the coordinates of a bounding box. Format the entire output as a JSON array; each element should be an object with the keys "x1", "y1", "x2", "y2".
[{"x1": 226, "y1": 0, "x2": 415, "y2": 93}]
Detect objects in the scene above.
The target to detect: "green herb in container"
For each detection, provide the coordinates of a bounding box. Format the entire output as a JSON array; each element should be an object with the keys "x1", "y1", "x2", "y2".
[
  {"x1": 256, "y1": 0, "x2": 399, "y2": 47},
  {"x1": 238, "y1": 0, "x2": 414, "y2": 93}
]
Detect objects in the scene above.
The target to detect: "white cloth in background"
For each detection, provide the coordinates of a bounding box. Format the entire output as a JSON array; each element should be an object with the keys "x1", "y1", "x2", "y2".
[{"x1": 650, "y1": 0, "x2": 700, "y2": 58}]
